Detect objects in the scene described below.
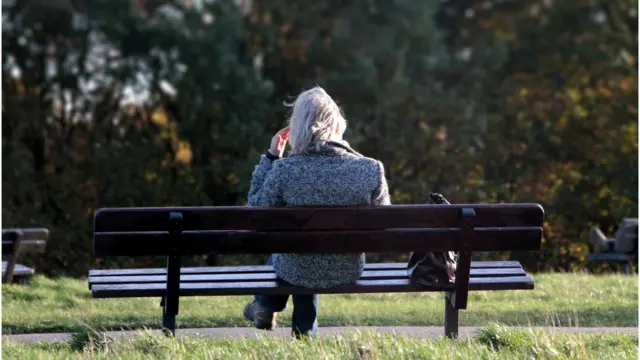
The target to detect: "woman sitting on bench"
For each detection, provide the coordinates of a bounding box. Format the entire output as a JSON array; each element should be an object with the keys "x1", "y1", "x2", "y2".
[{"x1": 243, "y1": 86, "x2": 391, "y2": 338}]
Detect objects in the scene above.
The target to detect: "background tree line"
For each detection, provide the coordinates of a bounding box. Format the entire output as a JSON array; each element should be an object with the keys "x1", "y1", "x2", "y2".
[{"x1": 2, "y1": 0, "x2": 637, "y2": 276}]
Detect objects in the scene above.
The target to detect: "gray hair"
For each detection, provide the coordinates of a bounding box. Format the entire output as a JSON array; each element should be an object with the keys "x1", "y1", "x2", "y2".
[{"x1": 286, "y1": 86, "x2": 347, "y2": 155}]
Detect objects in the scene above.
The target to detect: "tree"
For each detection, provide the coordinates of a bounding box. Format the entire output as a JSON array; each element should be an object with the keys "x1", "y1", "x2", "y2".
[
  {"x1": 2, "y1": 0, "x2": 274, "y2": 275},
  {"x1": 434, "y1": 0, "x2": 638, "y2": 270}
]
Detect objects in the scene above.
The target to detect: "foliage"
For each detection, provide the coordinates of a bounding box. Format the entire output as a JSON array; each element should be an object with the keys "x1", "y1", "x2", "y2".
[
  {"x1": 1, "y1": 0, "x2": 637, "y2": 275},
  {"x1": 460, "y1": 0, "x2": 638, "y2": 270},
  {"x1": 2, "y1": 0, "x2": 273, "y2": 274}
]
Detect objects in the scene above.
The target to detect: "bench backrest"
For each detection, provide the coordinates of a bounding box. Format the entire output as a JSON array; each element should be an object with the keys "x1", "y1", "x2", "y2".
[
  {"x1": 2, "y1": 228, "x2": 49, "y2": 256},
  {"x1": 93, "y1": 204, "x2": 543, "y2": 309},
  {"x1": 93, "y1": 204, "x2": 544, "y2": 257}
]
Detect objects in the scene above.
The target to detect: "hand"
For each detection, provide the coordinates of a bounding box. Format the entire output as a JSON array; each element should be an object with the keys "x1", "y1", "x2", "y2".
[{"x1": 269, "y1": 127, "x2": 290, "y2": 157}]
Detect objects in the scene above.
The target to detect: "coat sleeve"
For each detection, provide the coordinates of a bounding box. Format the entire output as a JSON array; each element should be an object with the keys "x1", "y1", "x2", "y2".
[
  {"x1": 247, "y1": 156, "x2": 284, "y2": 206},
  {"x1": 372, "y1": 160, "x2": 391, "y2": 205}
]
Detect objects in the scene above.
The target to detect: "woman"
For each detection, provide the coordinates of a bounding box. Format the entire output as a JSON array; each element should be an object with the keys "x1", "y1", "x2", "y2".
[{"x1": 243, "y1": 86, "x2": 391, "y2": 338}]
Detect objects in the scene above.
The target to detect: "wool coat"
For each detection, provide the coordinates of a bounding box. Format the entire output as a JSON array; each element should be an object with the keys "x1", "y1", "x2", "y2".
[{"x1": 248, "y1": 140, "x2": 391, "y2": 289}]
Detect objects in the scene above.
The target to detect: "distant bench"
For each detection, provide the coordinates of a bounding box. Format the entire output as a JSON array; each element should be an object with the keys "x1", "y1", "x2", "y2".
[
  {"x1": 88, "y1": 204, "x2": 544, "y2": 338},
  {"x1": 3, "y1": 228, "x2": 49, "y2": 283}
]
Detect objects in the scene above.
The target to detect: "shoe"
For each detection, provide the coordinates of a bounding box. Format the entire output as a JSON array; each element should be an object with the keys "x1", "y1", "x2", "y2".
[{"x1": 243, "y1": 300, "x2": 277, "y2": 330}]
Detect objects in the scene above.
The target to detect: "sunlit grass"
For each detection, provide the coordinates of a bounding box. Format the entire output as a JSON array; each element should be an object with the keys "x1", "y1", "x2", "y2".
[
  {"x1": 3, "y1": 273, "x2": 636, "y2": 334},
  {"x1": 3, "y1": 325, "x2": 637, "y2": 360}
]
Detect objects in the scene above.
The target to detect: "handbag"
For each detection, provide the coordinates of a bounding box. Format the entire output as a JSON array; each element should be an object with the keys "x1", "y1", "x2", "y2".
[{"x1": 406, "y1": 193, "x2": 458, "y2": 286}]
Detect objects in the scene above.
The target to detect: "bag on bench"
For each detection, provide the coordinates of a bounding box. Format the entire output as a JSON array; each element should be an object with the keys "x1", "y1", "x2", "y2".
[{"x1": 407, "y1": 193, "x2": 458, "y2": 286}]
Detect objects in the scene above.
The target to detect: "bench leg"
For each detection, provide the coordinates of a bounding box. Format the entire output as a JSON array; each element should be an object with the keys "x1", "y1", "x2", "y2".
[
  {"x1": 4, "y1": 232, "x2": 24, "y2": 284},
  {"x1": 162, "y1": 254, "x2": 181, "y2": 337},
  {"x1": 445, "y1": 292, "x2": 459, "y2": 339},
  {"x1": 162, "y1": 213, "x2": 182, "y2": 338},
  {"x1": 3, "y1": 255, "x2": 17, "y2": 284},
  {"x1": 162, "y1": 313, "x2": 176, "y2": 337},
  {"x1": 159, "y1": 296, "x2": 175, "y2": 336}
]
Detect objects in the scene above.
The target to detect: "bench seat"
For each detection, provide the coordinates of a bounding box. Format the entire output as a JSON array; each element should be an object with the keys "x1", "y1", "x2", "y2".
[
  {"x1": 2, "y1": 262, "x2": 35, "y2": 277},
  {"x1": 586, "y1": 253, "x2": 635, "y2": 262},
  {"x1": 89, "y1": 261, "x2": 533, "y2": 298},
  {"x1": 586, "y1": 253, "x2": 636, "y2": 274}
]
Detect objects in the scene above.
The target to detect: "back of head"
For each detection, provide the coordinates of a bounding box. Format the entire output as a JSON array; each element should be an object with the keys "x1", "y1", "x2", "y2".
[{"x1": 287, "y1": 86, "x2": 346, "y2": 155}]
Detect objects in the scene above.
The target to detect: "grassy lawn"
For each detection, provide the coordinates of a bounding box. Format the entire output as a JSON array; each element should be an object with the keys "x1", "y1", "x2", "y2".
[
  {"x1": 2, "y1": 273, "x2": 637, "y2": 334},
  {"x1": 3, "y1": 326, "x2": 638, "y2": 360}
]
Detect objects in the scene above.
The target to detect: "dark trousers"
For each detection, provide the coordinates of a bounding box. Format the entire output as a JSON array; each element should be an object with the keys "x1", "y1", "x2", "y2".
[{"x1": 254, "y1": 255, "x2": 319, "y2": 338}]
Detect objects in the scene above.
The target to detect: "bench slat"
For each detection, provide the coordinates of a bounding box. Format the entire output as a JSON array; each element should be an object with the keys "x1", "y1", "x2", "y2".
[
  {"x1": 89, "y1": 268, "x2": 526, "y2": 287},
  {"x1": 95, "y1": 204, "x2": 544, "y2": 232},
  {"x1": 2, "y1": 228, "x2": 49, "y2": 241},
  {"x1": 91, "y1": 275, "x2": 534, "y2": 298},
  {"x1": 2, "y1": 240, "x2": 46, "y2": 255},
  {"x1": 88, "y1": 261, "x2": 523, "y2": 277},
  {"x1": 94, "y1": 227, "x2": 542, "y2": 256},
  {"x1": 586, "y1": 253, "x2": 635, "y2": 262}
]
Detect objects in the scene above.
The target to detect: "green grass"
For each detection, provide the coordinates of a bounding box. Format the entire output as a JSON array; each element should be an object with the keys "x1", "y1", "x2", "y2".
[
  {"x1": 2, "y1": 273, "x2": 637, "y2": 334},
  {"x1": 3, "y1": 326, "x2": 638, "y2": 359}
]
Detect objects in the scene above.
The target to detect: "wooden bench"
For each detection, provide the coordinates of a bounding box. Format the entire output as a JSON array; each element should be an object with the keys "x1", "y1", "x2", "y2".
[
  {"x1": 88, "y1": 204, "x2": 544, "y2": 338},
  {"x1": 3, "y1": 228, "x2": 49, "y2": 283}
]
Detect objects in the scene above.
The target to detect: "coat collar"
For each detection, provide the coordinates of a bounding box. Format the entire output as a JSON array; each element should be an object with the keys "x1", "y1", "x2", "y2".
[{"x1": 300, "y1": 140, "x2": 364, "y2": 158}]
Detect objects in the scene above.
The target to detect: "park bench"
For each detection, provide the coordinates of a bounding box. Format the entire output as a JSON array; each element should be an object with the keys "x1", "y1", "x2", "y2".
[
  {"x1": 3, "y1": 228, "x2": 49, "y2": 283},
  {"x1": 88, "y1": 204, "x2": 544, "y2": 338},
  {"x1": 586, "y1": 218, "x2": 638, "y2": 274}
]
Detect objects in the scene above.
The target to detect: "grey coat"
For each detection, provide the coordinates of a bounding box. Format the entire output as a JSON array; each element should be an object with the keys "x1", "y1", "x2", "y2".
[{"x1": 248, "y1": 140, "x2": 391, "y2": 289}]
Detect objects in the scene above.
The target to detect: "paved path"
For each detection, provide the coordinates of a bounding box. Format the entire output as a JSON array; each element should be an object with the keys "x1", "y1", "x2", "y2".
[{"x1": 3, "y1": 327, "x2": 637, "y2": 344}]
